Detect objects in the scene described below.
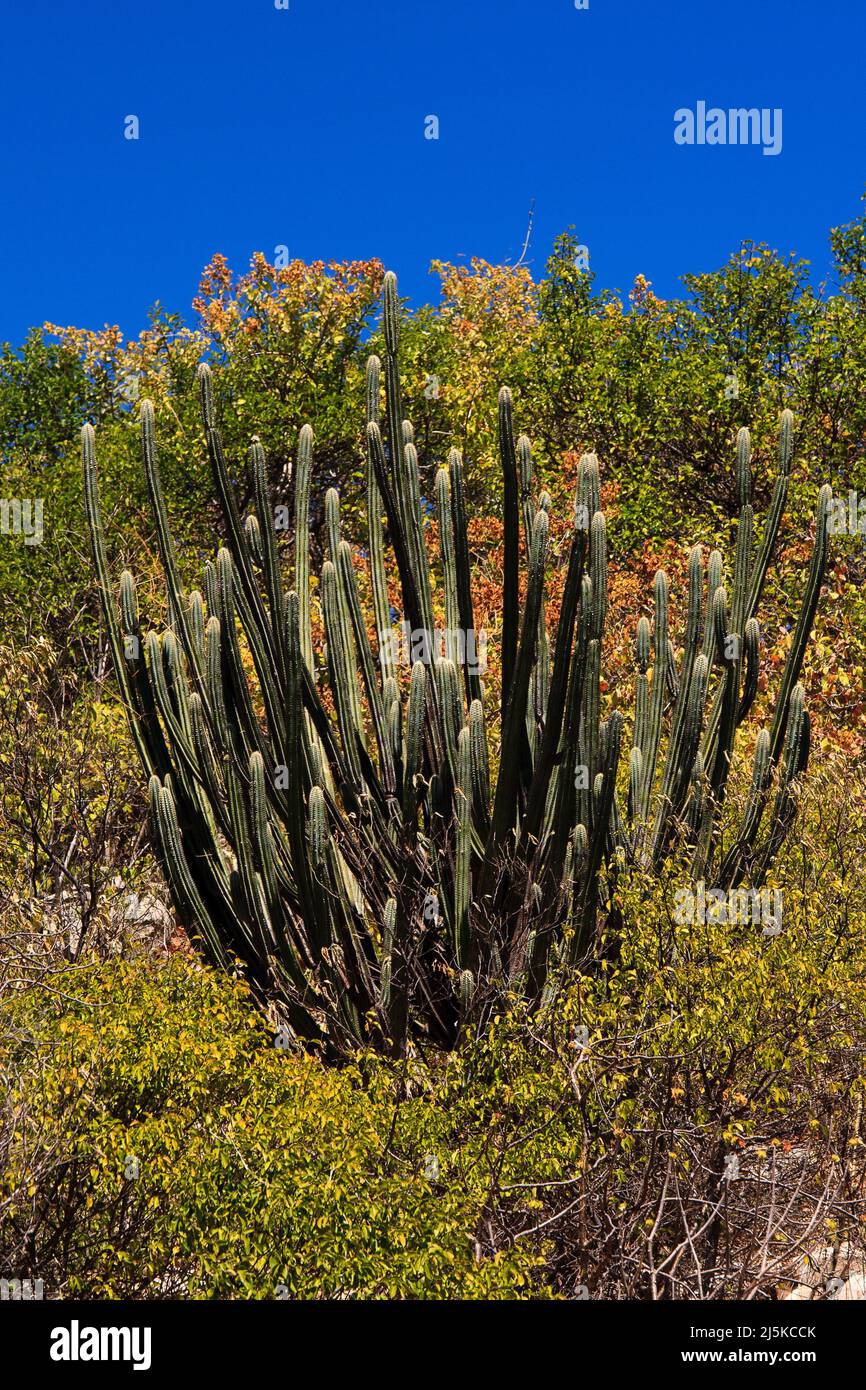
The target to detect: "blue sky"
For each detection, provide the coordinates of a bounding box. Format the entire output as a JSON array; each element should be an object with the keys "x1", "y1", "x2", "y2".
[{"x1": 1, "y1": 0, "x2": 864, "y2": 343}]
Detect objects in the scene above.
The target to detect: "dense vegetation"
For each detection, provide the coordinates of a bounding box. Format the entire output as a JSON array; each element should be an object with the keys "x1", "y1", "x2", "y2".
[
  {"x1": 2, "y1": 200, "x2": 866, "y2": 1298},
  {"x1": 84, "y1": 277, "x2": 831, "y2": 1059}
]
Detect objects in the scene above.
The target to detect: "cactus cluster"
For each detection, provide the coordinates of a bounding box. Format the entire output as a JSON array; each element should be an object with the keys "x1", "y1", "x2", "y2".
[{"x1": 84, "y1": 271, "x2": 831, "y2": 1054}]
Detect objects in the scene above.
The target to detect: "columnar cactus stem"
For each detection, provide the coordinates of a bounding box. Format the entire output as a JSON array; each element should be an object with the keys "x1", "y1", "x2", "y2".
[
  {"x1": 436, "y1": 466, "x2": 460, "y2": 671},
  {"x1": 454, "y1": 726, "x2": 472, "y2": 967},
  {"x1": 499, "y1": 386, "x2": 520, "y2": 724},
  {"x1": 448, "y1": 447, "x2": 484, "y2": 710},
  {"x1": 366, "y1": 358, "x2": 395, "y2": 686},
  {"x1": 294, "y1": 424, "x2": 314, "y2": 676},
  {"x1": 636, "y1": 571, "x2": 669, "y2": 828}
]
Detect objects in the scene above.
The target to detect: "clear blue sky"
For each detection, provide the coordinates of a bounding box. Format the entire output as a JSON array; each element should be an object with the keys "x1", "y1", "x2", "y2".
[{"x1": 1, "y1": 0, "x2": 864, "y2": 343}]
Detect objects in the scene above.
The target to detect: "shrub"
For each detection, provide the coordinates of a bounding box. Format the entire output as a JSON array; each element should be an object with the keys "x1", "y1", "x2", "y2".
[
  {"x1": 0, "y1": 955, "x2": 545, "y2": 1299},
  {"x1": 3, "y1": 768, "x2": 864, "y2": 1299}
]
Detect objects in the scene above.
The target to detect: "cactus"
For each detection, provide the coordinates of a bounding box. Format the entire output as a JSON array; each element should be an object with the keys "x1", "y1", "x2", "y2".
[{"x1": 84, "y1": 273, "x2": 831, "y2": 1056}]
